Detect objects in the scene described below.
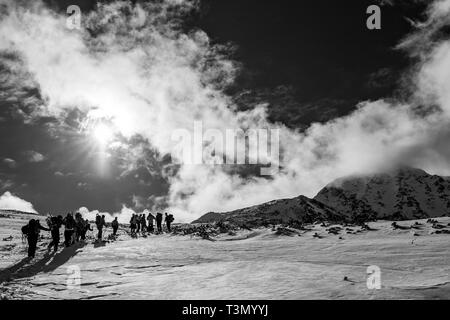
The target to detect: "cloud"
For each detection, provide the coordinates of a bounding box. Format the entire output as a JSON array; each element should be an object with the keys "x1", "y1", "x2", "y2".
[
  {"x1": 396, "y1": 0, "x2": 450, "y2": 58},
  {"x1": 0, "y1": 191, "x2": 37, "y2": 213},
  {"x1": 114, "y1": 205, "x2": 137, "y2": 224},
  {"x1": 2, "y1": 158, "x2": 16, "y2": 168},
  {"x1": 24, "y1": 150, "x2": 45, "y2": 162},
  {"x1": 132, "y1": 194, "x2": 145, "y2": 210},
  {"x1": 0, "y1": 178, "x2": 14, "y2": 190},
  {"x1": 79, "y1": 204, "x2": 136, "y2": 224},
  {"x1": 78, "y1": 206, "x2": 107, "y2": 222},
  {"x1": 2, "y1": 0, "x2": 450, "y2": 222},
  {"x1": 366, "y1": 68, "x2": 395, "y2": 89},
  {"x1": 77, "y1": 181, "x2": 88, "y2": 189},
  {"x1": 54, "y1": 171, "x2": 74, "y2": 177}
]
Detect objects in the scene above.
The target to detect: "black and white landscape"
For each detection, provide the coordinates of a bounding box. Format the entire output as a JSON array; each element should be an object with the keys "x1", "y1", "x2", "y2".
[{"x1": 1, "y1": 0, "x2": 450, "y2": 300}]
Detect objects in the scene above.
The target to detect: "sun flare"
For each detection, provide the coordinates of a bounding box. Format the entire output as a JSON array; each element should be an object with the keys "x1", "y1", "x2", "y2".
[{"x1": 92, "y1": 124, "x2": 114, "y2": 145}]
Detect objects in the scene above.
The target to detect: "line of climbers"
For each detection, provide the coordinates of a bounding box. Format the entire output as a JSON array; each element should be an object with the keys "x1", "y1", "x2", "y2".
[
  {"x1": 21, "y1": 211, "x2": 175, "y2": 258},
  {"x1": 129, "y1": 212, "x2": 174, "y2": 236}
]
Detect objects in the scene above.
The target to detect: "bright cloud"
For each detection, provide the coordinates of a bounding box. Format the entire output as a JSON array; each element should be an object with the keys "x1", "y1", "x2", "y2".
[
  {"x1": 2, "y1": 158, "x2": 16, "y2": 168},
  {"x1": 24, "y1": 150, "x2": 45, "y2": 163},
  {"x1": 79, "y1": 205, "x2": 136, "y2": 224},
  {"x1": 0, "y1": 191, "x2": 37, "y2": 213}
]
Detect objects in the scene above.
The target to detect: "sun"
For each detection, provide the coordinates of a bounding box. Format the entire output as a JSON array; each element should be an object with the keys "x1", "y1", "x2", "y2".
[{"x1": 92, "y1": 123, "x2": 114, "y2": 145}]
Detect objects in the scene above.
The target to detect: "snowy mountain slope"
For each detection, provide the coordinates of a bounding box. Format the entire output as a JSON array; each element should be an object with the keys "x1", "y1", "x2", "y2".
[
  {"x1": 314, "y1": 167, "x2": 450, "y2": 221},
  {"x1": 192, "y1": 195, "x2": 344, "y2": 225},
  {"x1": 0, "y1": 210, "x2": 39, "y2": 219}
]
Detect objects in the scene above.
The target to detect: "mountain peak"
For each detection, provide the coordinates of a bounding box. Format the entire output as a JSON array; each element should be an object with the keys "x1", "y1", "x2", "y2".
[
  {"x1": 192, "y1": 194, "x2": 344, "y2": 226},
  {"x1": 315, "y1": 167, "x2": 450, "y2": 220}
]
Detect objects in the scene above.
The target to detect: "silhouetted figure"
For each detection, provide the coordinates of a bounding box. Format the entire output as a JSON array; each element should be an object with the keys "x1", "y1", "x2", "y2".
[
  {"x1": 47, "y1": 215, "x2": 63, "y2": 253},
  {"x1": 140, "y1": 214, "x2": 147, "y2": 233},
  {"x1": 136, "y1": 214, "x2": 141, "y2": 233},
  {"x1": 81, "y1": 219, "x2": 93, "y2": 240},
  {"x1": 130, "y1": 214, "x2": 137, "y2": 235},
  {"x1": 156, "y1": 212, "x2": 163, "y2": 233},
  {"x1": 147, "y1": 212, "x2": 155, "y2": 233},
  {"x1": 63, "y1": 213, "x2": 76, "y2": 247},
  {"x1": 75, "y1": 212, "x2": 84, "y2": 242},
  {"x1": 164, "y1": 213, "x2": 174, "y2": 232},
  {"x1": 96, "y1": 214, "x2": 106, "y2": 241},
  {"x1": 112, "y1": 217, "x2": 119, "y2": 236},
  {"x1": 23, "y1": 219, "x2": 50, "y2": 258}
]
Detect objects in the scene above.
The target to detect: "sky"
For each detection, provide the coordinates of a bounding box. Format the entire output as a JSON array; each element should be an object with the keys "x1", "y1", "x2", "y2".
[{"x1": 1, "y1": 0, "x2": 450, "y2": 222}]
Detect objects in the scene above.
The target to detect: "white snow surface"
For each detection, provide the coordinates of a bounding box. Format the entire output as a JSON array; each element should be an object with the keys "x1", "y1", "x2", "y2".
[{"x1": 0, "y1": 212, "x2": 449, "y2": 299}]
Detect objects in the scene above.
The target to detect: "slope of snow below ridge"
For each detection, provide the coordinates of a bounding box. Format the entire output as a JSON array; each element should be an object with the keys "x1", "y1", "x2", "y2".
[
  {"x1": 0, "y1": 210, "x2": 39, "y2": 218},
  {"x1": 193, "y1": 195, "x2": 343, "y2": 225},
  {"x1": 1, "y1": 212, "x2": 450, "y2": 299},
  {"x1": 314, "y1": 167, "x2": 450, "y2": 221}
]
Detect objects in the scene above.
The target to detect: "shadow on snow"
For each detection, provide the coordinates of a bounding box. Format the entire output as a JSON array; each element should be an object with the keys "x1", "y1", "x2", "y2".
[{"x1": 0, "y1": 241, "x2": 86, "y2": 284}]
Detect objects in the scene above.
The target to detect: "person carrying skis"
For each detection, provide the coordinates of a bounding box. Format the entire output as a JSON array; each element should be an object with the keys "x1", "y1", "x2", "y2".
[
  {"x1": 146, "y1": 212, "x2": 155, "y2": 233},
  {"x1": 96, "y1": 214, "x2": 106, "y2": 241},
  {"x1": 74, "y1": 212, "x2": 84, "y2": 242},
  {"x1": 23, "y1": 219, "x2": 50, "y2": 258},
  {"x1": 164, "y1": 213, "x2": 174, "y2": 232},
  {"x1": 130, "y1": 214, "x2": 137, "y2": 235},
  {"x1": 81, "y1": 219, "x2": 93, "y2": 240},
  {"x1": 140, "y1": 214, "x2": 147, "y2": 233},
  {"x1": 156, "y1": 212, "x2": 163, "y2": 233},
  {"x1": 63, "y1": 213, "x2": 76, "y2": 247},
  {"x1": 47, "y1": 215, "x2": 63, "y2": 253}
]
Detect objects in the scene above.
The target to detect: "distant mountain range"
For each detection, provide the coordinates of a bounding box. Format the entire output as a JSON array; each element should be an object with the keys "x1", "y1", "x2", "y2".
[{"x1": 193, "y1": 167, "x2": 450, "y2": 225}]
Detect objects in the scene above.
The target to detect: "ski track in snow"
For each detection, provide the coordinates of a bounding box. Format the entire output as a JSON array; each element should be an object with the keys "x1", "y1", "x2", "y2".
[{"x1": 0, "y1": 214, "x2": 449, "y2": 299}]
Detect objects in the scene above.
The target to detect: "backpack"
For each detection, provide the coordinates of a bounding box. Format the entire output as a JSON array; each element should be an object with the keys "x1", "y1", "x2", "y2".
[
  {"x1": 23, "y1": 219, "x2": 37, "y2": 237},
  {"x1": 49, "y1": 216, "x2": 60, "y2": 229},
  {"x1": 21, "y1": 224, "x2": 30, "y2": 236},
  {"x1": 168, "y1": 214, "x2": 174, "y2": 223},
  {"x1": 65, "y1": 216, "x2": 76, "y2": 229}
]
